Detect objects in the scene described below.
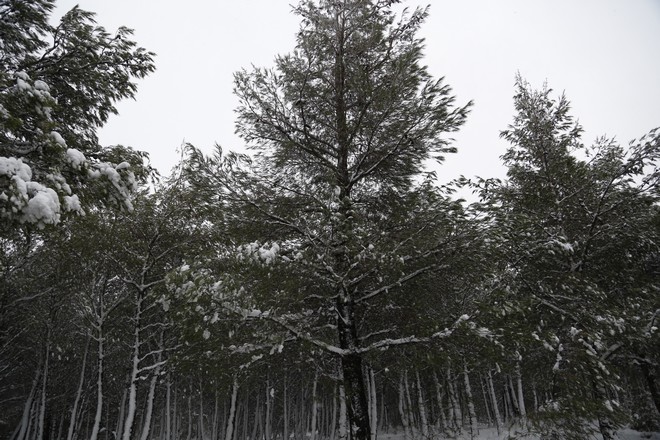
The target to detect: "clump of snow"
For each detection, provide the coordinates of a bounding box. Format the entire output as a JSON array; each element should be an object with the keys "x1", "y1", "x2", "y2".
[
  {"x1": 237, "y1": 241, "x2": 282, "y2": 265},
  {"x1": 63, "y1": 195, "x2": 82, "y2": 213},
  {"x1": 50, "y1": 131, "x2": 66, "y2": 147},
  {"x1": 22, "y1": 183, "x2": 60, "y2": 227},
  {"x1": 0, "y1": 157, "x2": 32, "y2": 181},
  {"x1": 457, "y1": 314, "x2": 470, "y2": 323},
  {"x1": 66, "y1": 148, "x2": 86, "y2": 169},
  {"x1": 33, "y1": 80, "x2": 50, "y2": 92},
  {"x1": 16, "y1": 77, "x2": 30, "y2": 91}
]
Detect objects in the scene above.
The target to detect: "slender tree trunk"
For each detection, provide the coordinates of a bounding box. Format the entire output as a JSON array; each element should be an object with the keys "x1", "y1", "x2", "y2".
[
  {"x1": 56, "y1": 411, "x2": 65, "y2": 440},
  {"x1": 186, "y1": 394, "x2": 192, "y2": 440},
  {"x1": 367, "y1": 367, "x2": 377, "y2": 440},
  {"x1": 479, "y1": 374, "x2": 492, "y2": 427},
  {"x1": 447, "y1": 365, "x2": 462, "y2": 434},
  {"x1": 67, "y1": 336, "x2": 90, "y2": 440},
  {"x1": 212, "y1": 388, "x2": 219, "y2": 440},
  {"x1": 89, "y1": 323, "x2": 105, "y2": 440},
  {"x1": 116, "y1": 387, "x2": 127, "y2": 440},
  {"x1": 224, "y1": 375, "x2": 239, "y2": 440},
  {"x1": 265, "y1": 377, "x2": 272, "y2": 440},
  {"x1": 432, "y1": 371, "x2": 447, "y2": 435},
  {"x1": 199, "y1": 380, "x2": 205, "y2": 440},
  {"x1": 14, "y1": 360, "x2": 42, "y2": 440},
  {"x1": 398, "y1": 373, "x2": 411, "y2": 440},
  {"x1": 330, "y1": 383, "x2": 338, "y2": 440},
  {"x1": 487, "y1": 370, "x2": 502, "y2": 433},
  {"x1": 172, "y1": 385, "x2": 178, "y2": 440},
  {"x1": 502, "y1": 384, "x2": 510, "y2": 423},
  {"x1": 378, "y1": 388, "x2": 386, "y2": 434},
  {"x1": 594, "y1": 381, "x2": 619, "y2": 440},
  {"x1": 403, "y1": 371, "x2": 416, "y2": 431},
  {"x1": 122, "y1": 293, "x2": 143, "y2": 440},
  {"x1": 507, "y1": 375, "x2": 520, "y2": 417},
  {"x1": 36, "y1": 329, "x2": 51, "y2": 440},
  {"x1": 641, "y1": 362, "x2": 660, "y2": 416},
  {"x1": 310, "y1": 373, "x2": 319, "y2": 440},
  {"x1": 339, "y1": 382, "x2": 348, "y2": 440},
  {"x1": 463, "y1": 363, "x2": 478, "y2": 439},
  {"x1": 165, "y1": 374, "x2": 172, "y2": 440},
  {"x1": 283, "y1": 375, "x2": 289, "y2": 440},
  {"x1": 251, "y1": 391, "x2": 261, "y2": 440},
  {"x1": 138, "y1": 368, "x2": 160, "y2": 440},
  {"x1": 515, "y1": 361, "x2": 527, "y2": 424},
  {"x1": 415, "y1": 370, "x2": 429, "y2": 439}
]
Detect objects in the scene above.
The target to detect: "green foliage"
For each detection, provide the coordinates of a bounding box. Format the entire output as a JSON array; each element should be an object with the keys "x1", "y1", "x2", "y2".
[
  {"x1": 0, "y1": 0, "x2": 155, "y2": 229},
  {"x1": 479, "y1": 75, "x2": 660, "y2": 434}
]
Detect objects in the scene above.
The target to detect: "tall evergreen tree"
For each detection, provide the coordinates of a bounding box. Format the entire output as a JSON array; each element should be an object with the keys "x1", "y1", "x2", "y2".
[
  {"x1": 481, "y1": 76, "x2": 660, "y2": 439},
  {"x1": 180, "y1": 1, "x2": 471, "y2": 438},
  {"x1": 0, "y1": 0, "x2": 155, "y2": 229}
]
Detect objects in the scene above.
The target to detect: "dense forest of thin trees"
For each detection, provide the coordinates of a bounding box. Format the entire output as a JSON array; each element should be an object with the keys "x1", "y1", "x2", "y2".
[{"x1": 1, "y1": 1, "x2": 658, "y2": 440}]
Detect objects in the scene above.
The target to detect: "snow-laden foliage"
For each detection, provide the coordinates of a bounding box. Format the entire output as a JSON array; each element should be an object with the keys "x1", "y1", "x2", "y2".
[{"x1": 0, "y1": 1, "x2": 155, "y2": 229}]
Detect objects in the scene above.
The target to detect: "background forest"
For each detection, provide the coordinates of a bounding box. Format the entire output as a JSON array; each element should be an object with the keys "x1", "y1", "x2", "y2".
[{"x1": 1, "y1": 1, "x2": 658, "y2": 440}]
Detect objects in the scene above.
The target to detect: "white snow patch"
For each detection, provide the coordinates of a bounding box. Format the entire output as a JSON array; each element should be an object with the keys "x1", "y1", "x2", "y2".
[
  {"x1": 0, "y1": 157, "x2": 32, "y2": 181},
  {"x1": 63, "y1": 195, "x2": 82, "y2": 212},
  {"x1": 33, "y1": 80, "x2": 50, "y2": 92},
  {"x1": 66, "y1": 149, "x2": 86, "y2": 169},
  {"x1": 22, "y1": 184, "x2": 60, "y2": 226},
  {"x1": 51, "y1": 131, "x2": 67, "y2": 147}
]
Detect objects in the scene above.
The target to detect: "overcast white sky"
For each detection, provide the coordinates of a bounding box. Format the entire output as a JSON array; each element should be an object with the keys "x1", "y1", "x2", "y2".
[{"x1": 53, "y1": 1, "x2": 660, "y2": 186}]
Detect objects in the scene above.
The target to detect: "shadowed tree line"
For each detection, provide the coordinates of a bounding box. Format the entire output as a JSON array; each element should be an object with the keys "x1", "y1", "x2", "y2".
[{"x1": 1, "y1": 1, "x2": 658, "y2": 439}]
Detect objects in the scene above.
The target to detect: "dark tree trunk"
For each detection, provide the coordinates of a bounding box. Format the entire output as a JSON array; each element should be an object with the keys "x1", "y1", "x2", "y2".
[
  {"x1": 341, "y1": 353, "x2": 370, "y2": 440},
  {"x1": 336, "y1": 297, "x2": 370, "y2": 440},
  {"x1": 641, "y1": 362, "x2": 660, "y2": 416}
]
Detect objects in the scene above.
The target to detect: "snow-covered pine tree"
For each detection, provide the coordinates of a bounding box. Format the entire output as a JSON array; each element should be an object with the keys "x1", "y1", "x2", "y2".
[
  {"x1": 481, "y1": 75, "x2": 660, "y2": 439},
  {"x1": 0, "y1": 0, "x2": 155, "y2": 230},
  {"x1": 178, "y1": 1, "x2": 472, "y2": 439}
]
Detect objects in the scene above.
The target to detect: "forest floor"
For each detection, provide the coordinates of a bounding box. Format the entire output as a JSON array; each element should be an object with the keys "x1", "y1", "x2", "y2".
[{"x1": 377, "y1": 426, "x2": 660, "y2": 439}]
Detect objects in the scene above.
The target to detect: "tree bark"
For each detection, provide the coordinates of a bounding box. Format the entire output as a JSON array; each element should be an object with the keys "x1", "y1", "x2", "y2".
[
  {"x1": 121, "y1": 292, "x2": 143, "y2": 440},
  {"x1": 446, "y1": 365, "x2": 462, "y2": 434},
  {"x1": 224, "y1": 374, "x2": 239, "y2": 440},
  {"x1": 89, "y1": 325, "x2": 104, "y2": 440},
  {"x1": 487, "y1": 370, "x2": 502, "y2": 433},
  {"x1": 339, "y1": 382, "x2": 348, "y2": 440},
  {"x1": 479, "y1": 374, "x2": 492, "y2": 427},
  {"x1": 463, "y1": 363, "x2": 478, "y2": 439},
  {"x1": 310, "y1": 373, "x2": 319, "y2": 440},
  {"x1": 283, "y1": 375, "x2": 289, "y2": 440},
  {"x1": 369, "y1": 367, "x2": 378, "y2": 440},
  {"x1": 641, "y1": 362, "x2": 660, "y2": 416},
  {"x1": 165, "y1": 374, "x2": 172, "y2": 440},
  {"x1": 515, "y1": 361, "x2": 527, "y2": 423},
  {"x1": 432, "y1": 371, "x2": 447, "y2": 435},
  {"x1": 14, "y1": 358, "x2": 42, "y2": 440},
  {"x1": 265, "y1": 377, "x2": 272, "y2": 440},
  {"x1": 337, "y1": 311, "x2": 370, "y2": 440},
  {"x1": 36, "y1": 328, "x2": 51, "y2": 440},
  {"x1": 398, "y1": 373, "x2": 411, "y2": 440},
  {"x1": 416, "y1": 370, "x2": 429, "y2": 438},
  {"x1": 67, "y1": 336, "x2": 89, "y2": 440}
]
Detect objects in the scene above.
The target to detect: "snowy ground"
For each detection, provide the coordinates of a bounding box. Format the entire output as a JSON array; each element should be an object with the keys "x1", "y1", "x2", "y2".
[{"x1": 377, "y1": 426, "x2": 660, "y2": 440}]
